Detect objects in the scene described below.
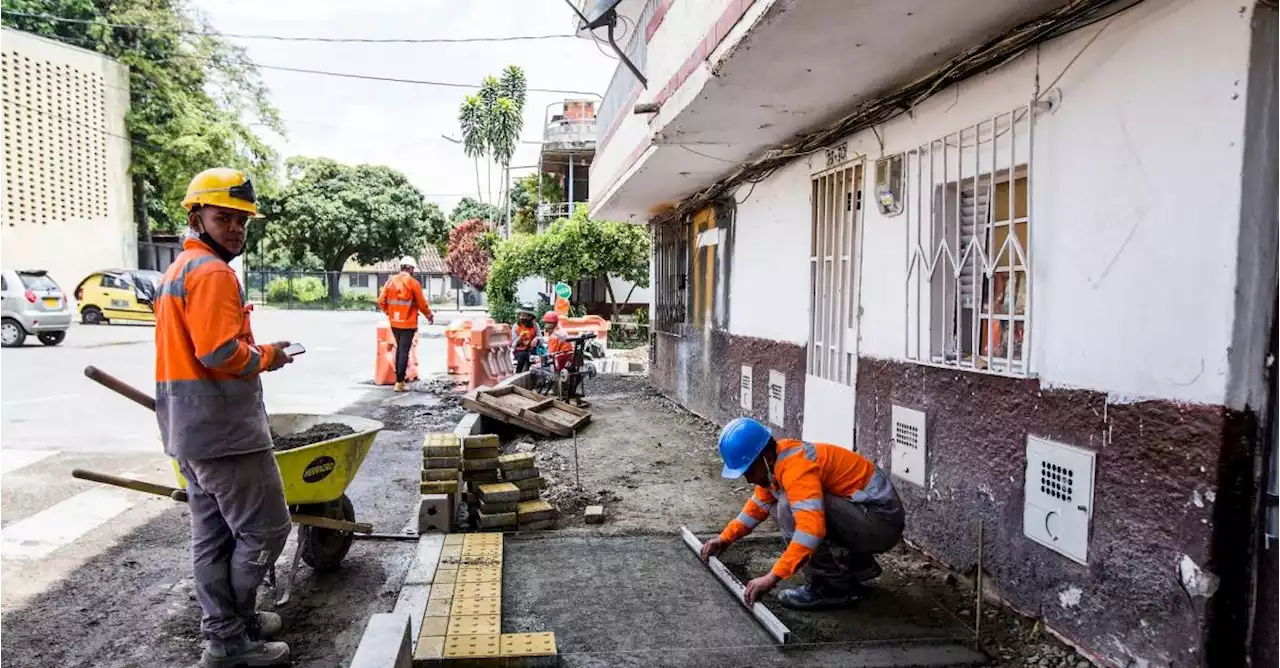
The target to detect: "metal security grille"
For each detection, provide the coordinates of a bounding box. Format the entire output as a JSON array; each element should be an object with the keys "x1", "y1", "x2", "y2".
[
  {"x1": 652, "y1": 219, "x2": 688, "y2": 334},
  {"x1": 904, "y1": 103, "x2": 1035, "y2": 376},
  {"x1": 1040, "y1": 460, "x2": 1074, "y2": 502},
  {"x1": 1, "y1": 50, "x2": 110, "y2": 227},
  {"x1": 808, "y1": 163, "x2": 862, "y2": 384}
]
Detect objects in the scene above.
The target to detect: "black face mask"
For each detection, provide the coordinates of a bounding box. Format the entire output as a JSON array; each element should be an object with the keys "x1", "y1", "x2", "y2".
[{"x1": 198, "y1": 231, "x2": 241, "y2": 263}]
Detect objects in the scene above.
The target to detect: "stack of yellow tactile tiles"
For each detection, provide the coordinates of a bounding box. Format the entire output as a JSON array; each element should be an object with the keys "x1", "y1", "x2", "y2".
[{"x1": 413, "y1": 533, "x2": 558, "y2": 667}]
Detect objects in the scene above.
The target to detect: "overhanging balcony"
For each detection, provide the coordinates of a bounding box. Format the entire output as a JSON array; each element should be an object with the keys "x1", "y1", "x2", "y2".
[{"x1": 588, "y1": 0, "x2": 1068, "y2": 221}]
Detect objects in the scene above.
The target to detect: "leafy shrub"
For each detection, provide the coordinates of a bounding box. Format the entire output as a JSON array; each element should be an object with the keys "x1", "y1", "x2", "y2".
[{"x1": 265, "y1": 276, "x2": 326, "y2": 303}]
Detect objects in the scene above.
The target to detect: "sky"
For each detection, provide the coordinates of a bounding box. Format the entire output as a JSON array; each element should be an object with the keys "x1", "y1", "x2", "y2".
[{"x1": 191, "y1": 0, "x2": 619, "y2": 214}]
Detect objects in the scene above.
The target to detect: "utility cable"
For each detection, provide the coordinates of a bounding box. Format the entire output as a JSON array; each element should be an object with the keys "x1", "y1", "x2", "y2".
[{"x1": 1, "y1": 10, "x2": 579, "y2": 44}]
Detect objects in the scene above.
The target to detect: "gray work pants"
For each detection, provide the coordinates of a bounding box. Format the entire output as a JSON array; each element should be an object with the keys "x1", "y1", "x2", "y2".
[
  {"x1": 178, "y1": 450, "x2": 292, "y2": 643},
  {"x1": 773, "y1": 490, "x2": 905, "y2": 594}
]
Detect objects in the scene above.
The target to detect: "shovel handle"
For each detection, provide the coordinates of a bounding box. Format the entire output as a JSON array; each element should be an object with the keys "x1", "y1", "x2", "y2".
[{"x1": 84, "y1": 366, "x2": 156, "y2": 412}]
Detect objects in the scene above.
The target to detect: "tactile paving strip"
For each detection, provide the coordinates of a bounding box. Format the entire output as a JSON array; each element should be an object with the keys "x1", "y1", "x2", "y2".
[
  {"x1": 447, "y1": 614, "x2": 500, "y2": 636},
  {"x1": 450, "y1": 596, "x2": 500, "y2": 617},
  {"x1": 452, "y1": 581, "x2": 501, "y2": 599},
  {"x1": 443, "y1": 633, "x2": 500, "y2": 659},
  {"x1": 456, "y1": 565, "x2": 502, "y2": 584},
  {"x1": 499, "y1": 632, "x2": 557, "y2": 657}
]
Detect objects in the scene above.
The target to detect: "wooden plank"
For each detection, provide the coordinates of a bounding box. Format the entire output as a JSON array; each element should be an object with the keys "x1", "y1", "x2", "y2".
[
  {"x1": 476, "y1": 391, "x2": 574, "y2": 437},
  {"x1": 473, "y1": 393, "x2": 561, "y2": 437},
  {"x1": 507, "y1": 386, "x2": 590, "y2": 417},
  {"x1": 461, "y1": 394, "x2": 555, "y2": 437},
  {"x1": 485, "y1": 385, "x2": 517, "y2": 397},
  {"x1": 523, "y1": 398, "x2": 555, "y2": 413},
  {"x1": 680, "y1": 527, "x2": 791, "y2": 645}
]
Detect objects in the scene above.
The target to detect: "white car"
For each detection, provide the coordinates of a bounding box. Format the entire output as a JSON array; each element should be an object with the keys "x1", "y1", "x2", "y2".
[{"x1": 0, "y1": 268, "x2": 72, "y2": 347}]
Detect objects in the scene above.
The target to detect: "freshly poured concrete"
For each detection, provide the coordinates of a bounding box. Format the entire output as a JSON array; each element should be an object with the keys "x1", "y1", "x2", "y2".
[{"x1": 501, "y1": 534, "x2": 984, "y2": 667}]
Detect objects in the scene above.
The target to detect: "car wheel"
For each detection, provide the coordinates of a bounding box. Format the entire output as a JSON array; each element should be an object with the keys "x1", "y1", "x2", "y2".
[
  {"x1": 1, "y1": 318, "x2": 26, "y2": 347},
  {"x1": 37, "y1": 331, "x2": 66, "y2": 346},
  {"x1": 81, "y1": 305, "x2": 104, "y2": 325}
]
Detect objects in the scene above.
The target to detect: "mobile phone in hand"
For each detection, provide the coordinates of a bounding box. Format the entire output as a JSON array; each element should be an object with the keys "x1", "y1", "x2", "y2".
[{"x1": 282, "y1": 343, "x2": 306, "y2": 357}]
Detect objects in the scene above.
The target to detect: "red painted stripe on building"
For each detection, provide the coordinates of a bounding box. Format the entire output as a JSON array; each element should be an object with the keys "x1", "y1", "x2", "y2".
[{"x1": 645, "y1": 0, "x2": 677, "y2": 42}]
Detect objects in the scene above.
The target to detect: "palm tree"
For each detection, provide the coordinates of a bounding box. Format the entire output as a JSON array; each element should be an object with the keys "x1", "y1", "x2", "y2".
[{"x1": 458, "y1": 95, "x2": 486, "y2": 202}]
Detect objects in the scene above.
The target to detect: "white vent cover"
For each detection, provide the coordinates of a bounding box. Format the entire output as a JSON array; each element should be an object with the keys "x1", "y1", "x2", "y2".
[
  {"x1": 890, "y1": 405, "x2": 927, "y2": 487},
  {"x1": 767, "y1": 371, "x2": 785, "y2": 428},
  {"x1": 740, "y1": 365, "x2": 753, "y2": 411},
  {"x1": 1023, "y1": 436, "x2": 1096, "y2": 564}
]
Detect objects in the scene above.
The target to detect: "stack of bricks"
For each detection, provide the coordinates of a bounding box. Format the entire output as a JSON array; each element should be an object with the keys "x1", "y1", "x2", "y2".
[
  {"x1": 463, "y1": 434, "x2": 509, "y2": 530},
  {"x1": 496, "y1": 452, "x2": 555, "y2": 531},
  {"x1": 421, "y1": 433, "x2": 461, "y2": 497},
  {"x1": 414, "y1": 533, "x2": 557, "y2": 667}
]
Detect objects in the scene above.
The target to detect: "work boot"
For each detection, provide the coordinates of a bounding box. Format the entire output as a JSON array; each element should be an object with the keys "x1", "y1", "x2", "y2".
[
  {"x1": 201, "y1": 636, "x2": 290, "y2": 668},
  {"x1": 246, "y1": 611, "x2": 283, "y2": 640},
  {"x1": 775, "y1": 583, "x2": 865, "y2": 611},
  {"x1": 393, "y1": 382, "x2": 406, "y2": 392},
  {"x1": 851, "y1": 560, "x2": 883, "y2": 583}
]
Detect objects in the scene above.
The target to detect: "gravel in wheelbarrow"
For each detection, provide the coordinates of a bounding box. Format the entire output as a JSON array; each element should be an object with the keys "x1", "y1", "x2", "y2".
[{"x1": 271, "y1": 423, "x2": 356, "y2": 452}]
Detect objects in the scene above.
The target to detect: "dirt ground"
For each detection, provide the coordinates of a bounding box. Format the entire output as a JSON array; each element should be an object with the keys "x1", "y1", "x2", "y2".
[{"x1": 492, "y1": 371, "x2": 1092, "y2": 668}]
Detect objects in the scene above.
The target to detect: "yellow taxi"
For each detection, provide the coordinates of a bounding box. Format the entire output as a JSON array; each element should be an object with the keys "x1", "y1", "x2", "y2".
[{"x1": 74, "y1": 269, "x2": 162, "y2": 325}]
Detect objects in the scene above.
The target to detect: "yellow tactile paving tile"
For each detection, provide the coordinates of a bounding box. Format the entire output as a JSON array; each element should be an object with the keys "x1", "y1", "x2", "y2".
[
  {"x1": 447, "y1": 614, "x2": 501, "y2": 636},
  {"x1": 443, "y1": 633, "x2": 500, "y2": 663},
  {"x1": 499, "y1": 632, "x2": 557, "y2": 658},
  {"x1": 449, "y1": 596, "x2": 500, "y2": 617},
  {"x1": 456, "y1": 565, "x2": 502, "y2": 584},
  {"x1": 452, "y1": 581, "x2": 501, "y2": 599}
]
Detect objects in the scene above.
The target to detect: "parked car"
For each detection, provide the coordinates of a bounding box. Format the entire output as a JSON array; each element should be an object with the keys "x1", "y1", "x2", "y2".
[
  {"x1": 73, "y1": 269, "x2": 162, "y2": 325},
  {"x1": 1, "y1": 268, "x2": 72, "y2": 347}
]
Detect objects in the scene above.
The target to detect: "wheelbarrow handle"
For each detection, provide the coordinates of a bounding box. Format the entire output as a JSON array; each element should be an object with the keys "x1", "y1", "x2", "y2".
[
  {"x1": 71, "y1": 468, "x2": 374, "y2": 534},
  {"x1": 84, "y1": 366, "x2": 156, "y2": 412}
]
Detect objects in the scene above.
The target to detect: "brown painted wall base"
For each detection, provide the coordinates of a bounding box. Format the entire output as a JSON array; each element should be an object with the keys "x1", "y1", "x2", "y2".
[
  {"x1": 853, "y1": 356, "x2": 1253, "y2": 667},
  {"x1": 649, "y1": 328, "x2": 806, "y2": 439}
]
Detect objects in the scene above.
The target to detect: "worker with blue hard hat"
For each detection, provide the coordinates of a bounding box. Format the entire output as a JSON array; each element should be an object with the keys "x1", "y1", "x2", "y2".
[{"x1": 700, "y1": 417, "x2": 905, "y2": 610}]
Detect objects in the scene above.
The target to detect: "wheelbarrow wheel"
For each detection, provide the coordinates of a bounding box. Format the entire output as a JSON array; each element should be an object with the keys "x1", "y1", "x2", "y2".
[{"x1": 296, "y1": 494, "x2": 355, "y2": 572}]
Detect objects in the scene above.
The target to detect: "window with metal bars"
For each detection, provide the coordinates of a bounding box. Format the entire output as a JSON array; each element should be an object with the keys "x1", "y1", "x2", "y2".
[
  {"x1": 905, "y1": 104, "x2": 1033, "y2": 376},
  {"x1": 652, "y1": 220, "x2": 689, "y2": 334},
  {"x1": 808, "y1": 164, "x2": 862, "y2": 384}
]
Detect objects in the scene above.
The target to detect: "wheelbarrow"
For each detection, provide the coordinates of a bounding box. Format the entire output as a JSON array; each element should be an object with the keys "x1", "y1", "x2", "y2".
[{"x1": 77, "y1": 366, "x2": 385, "y2": 605}]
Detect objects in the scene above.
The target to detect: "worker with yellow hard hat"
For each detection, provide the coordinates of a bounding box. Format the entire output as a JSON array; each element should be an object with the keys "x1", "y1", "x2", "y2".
[{"x1": 158, "y1": 168, "x2": 295, "y2": 667}]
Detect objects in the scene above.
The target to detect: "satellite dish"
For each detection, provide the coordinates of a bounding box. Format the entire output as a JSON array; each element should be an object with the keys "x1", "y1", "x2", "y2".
[{"x1": 582, "y1": 0, "x2": 623, "y2": 30}]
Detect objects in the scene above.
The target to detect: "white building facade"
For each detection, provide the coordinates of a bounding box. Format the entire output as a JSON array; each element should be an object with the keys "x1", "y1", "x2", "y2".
[
  {"x1": 587, "y1": 0, "x2": 1278, "y2": 665},
  {"x1": 1, "y1": 28, "x2": 136, "y2": 289}
]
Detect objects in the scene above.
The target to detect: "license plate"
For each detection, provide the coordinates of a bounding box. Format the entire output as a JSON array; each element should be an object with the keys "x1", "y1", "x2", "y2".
[{"x1": 42, "y1": 297, "x2": 60, "y2": 308}]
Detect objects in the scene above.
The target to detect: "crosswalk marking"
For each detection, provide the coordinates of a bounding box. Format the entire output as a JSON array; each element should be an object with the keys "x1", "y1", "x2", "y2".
[
  {"x1": 0, "y1": 449, "x2": 57, "y2": 476},
  {"x1": 1, "y1": 487, "x2": 138, "y2": 560}
]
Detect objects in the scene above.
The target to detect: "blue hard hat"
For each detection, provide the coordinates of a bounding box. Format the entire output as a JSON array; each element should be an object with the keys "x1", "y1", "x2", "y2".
[{"x1": 718, "y1": 417, "x2": 773, "y2": 479}]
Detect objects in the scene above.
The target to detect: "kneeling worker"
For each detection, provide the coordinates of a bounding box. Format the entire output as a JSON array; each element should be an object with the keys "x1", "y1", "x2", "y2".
[
  {"x1": 157, "y1": 168, "x2": 296, "y2": 666},
  {"x1": 700, "y1": 417, "x2": 905, "y2": 610}
]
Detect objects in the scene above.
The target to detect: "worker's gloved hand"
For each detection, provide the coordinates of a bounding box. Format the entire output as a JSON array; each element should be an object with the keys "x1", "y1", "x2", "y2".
[
  {"x1": 266, "y1": 341, "x2": 295, "y2": 370},
  {"x1": 743, "y1": 572, "x2": 780, "y2": 606},
  {"x1": 427, "y1": 315, "x2": 435, "y2": 325},
  {"x1": 700, "y1": 537, "x2": 728, "y2": 563}
]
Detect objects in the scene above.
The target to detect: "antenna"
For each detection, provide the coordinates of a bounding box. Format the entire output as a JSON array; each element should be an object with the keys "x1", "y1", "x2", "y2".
[{"x1": 563, "y1": 0, "x2": 648, "y2": 88}]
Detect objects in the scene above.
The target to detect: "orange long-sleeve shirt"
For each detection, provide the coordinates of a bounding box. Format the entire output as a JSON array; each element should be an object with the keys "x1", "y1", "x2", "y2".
[
  {"x1": 378, "y1": 271, "x2": 432, "y2": 329},
  {"x1": 154, "y1": 237, "x2": 279, "y2": 460},
  {"x1": 719, "y1": 439, "x2": 894, "y2": 579}
]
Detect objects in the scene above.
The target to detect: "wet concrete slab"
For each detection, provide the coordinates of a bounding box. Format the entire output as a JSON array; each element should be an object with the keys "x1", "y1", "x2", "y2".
[{"x1": 502, "y1": 533, "x2": 985, "y2": 667}]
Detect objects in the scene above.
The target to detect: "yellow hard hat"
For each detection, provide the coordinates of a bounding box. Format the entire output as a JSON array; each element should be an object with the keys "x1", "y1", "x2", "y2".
[{"x1": 181, "y1": 168, "x2": 261, "y2": 217}]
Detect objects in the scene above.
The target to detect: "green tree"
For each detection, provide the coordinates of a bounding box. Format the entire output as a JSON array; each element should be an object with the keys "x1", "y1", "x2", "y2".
[
  {"x1": 1, "y1": 0, "x2": 283, "y2": 234},
  {"x1": 261, "y1": 157, "x2": 431, "y2": 299},
  {"x1": 488, "y1": 205, "x2": 651, "y2": 321},
  {"x1": 509, "y1": 173, "x2": 563, "y2": 236},
  {"x1": 422, "y1": 201, "x2": 450, "y2": 257},
  {"x1": 450, "y1": 197, "x2": 500, "y2": 226}
]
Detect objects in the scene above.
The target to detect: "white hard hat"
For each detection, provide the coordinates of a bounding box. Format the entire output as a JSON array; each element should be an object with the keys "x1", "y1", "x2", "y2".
[{"x1": 399, "y1": 256, "x2": 417, "y2": 271}]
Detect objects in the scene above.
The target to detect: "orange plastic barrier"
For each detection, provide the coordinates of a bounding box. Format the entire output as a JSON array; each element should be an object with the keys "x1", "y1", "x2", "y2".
[
  {"x1": 374, "y1": 323, "x2": 419, "y2": 386},
  {"x1": 556, "y1": 315, "x2": 611, "y2": 349},
  {"x1": 469, "y1": 324, "x2": 515, "y2": 391},
  {"x1": 445, "y1": 317, "x2": 495, "y2": 377}
]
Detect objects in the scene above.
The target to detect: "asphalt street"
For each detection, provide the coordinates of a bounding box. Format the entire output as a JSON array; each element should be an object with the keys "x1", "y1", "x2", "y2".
[{"x1": 0, "y1": 308, "x2": 471, "y2": 667}]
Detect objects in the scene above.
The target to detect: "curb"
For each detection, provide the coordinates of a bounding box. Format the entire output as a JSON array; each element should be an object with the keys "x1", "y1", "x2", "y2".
[{"x1": 348, "y1": 612, "x2": 413, "y2": 668}]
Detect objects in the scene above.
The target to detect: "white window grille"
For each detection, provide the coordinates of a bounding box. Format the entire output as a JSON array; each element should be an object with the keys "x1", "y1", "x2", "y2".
[
  {"x1": 808, "y1": 163, "x2": 862, "y2": 384},
  {"x1": 904, "y1": 104, "x2": 1034, "y2": 376},
  {"x1": 653, "y1": 220, "x2": 688, "y2": 335}
]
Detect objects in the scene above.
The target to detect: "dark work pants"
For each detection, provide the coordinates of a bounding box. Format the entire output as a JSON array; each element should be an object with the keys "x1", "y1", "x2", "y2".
[
  {"x1": 178, "y1": 450, "x2": 292, "y2": 644},
  {"x1": 774, "y1": 490, "x2": 905, "y2": 594},
  {"x1": 514, "y1": 349, "x2": 533, "y2": 373},
  {"x1": 392, "y1": 326, "x2": 415, "y2": 383}
]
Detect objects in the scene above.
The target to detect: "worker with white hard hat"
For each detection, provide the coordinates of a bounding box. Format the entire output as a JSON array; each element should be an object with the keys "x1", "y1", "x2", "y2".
[{"x1": 377, "y1": 255, "x2": 433, "y2": 391}]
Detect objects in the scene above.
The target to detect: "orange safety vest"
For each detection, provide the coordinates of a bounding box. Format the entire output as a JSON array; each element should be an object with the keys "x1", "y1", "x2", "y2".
[
  {"x1": 154, "y1": 237, "x2": 279, "y2": 460},
  {"x1": 514, "y1": 323, "x2": 540, "y2": 351},
  {"x1": 719, "y1": 439, "x2": 896, "y2": 579},
  {"x1": 377, "y1": 272, "x2": 431, "y2": 330},
  {"x1": 545, "y1": 330, "x2": 574, "y2": 370}
]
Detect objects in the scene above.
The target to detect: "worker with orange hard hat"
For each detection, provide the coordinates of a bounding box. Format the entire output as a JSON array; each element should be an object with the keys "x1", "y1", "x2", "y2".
[
  {"x1": 701, "y1": 417, "x2": 905, "y2": 611},
  {"x1": 377, "y1": 256, "x2": 434, "y2": 392},
  {"x1": 156, "y1": 168, "x2": 295, "y2": 667},
  {"x1": 539, "y1": 311, "x2": 574, "y2": 371}
]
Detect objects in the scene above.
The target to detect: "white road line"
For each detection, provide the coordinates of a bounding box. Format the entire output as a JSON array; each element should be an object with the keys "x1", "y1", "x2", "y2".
[
  {"x1": 0, "y1": 449, "x2": 57, "y2": 475},
  {"x1": 0, "y1": 487, "x2": 138, "y2": 560},
  {"x1": 0, "y1": 393, "x2": 79, "y2": 406}
]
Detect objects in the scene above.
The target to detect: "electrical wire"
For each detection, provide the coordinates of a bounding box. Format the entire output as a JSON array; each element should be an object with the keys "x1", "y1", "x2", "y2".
[{"x1": 1, "y1": 10, "x2": 579, "y2": 44}]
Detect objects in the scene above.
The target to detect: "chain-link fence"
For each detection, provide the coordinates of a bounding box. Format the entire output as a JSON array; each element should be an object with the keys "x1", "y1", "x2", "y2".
[{"x1": 245, "y1": 270, "x2": 487, "y2": 311}]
